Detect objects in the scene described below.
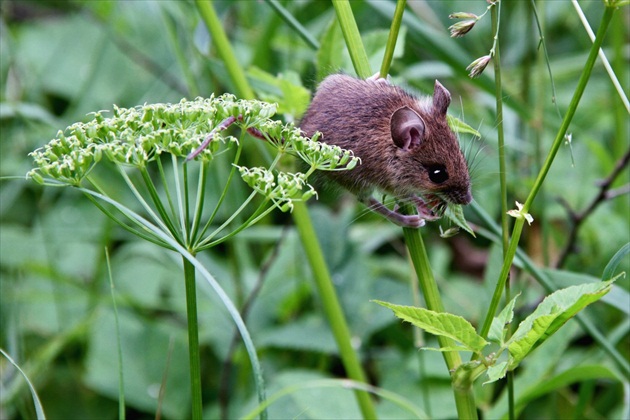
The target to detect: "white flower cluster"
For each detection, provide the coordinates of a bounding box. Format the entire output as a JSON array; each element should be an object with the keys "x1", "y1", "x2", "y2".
[
  {"x1": 28, "y1": 95, "x2": 359, "y2": 213},
  {"x1": 237, "y1": 166, "x2": 317, "y2": 212},
  {"x1": 27, "y1": 95, "x2": 277, "y2": 185}
]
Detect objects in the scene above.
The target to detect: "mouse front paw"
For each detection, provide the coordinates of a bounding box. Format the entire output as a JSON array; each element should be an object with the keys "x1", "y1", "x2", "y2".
[
  {"x1": 363, "y1": 197, "x2": 426, "y2": 228},
  {"x1": 411, "y1": 195, "x2": 442, "y2": 221}
]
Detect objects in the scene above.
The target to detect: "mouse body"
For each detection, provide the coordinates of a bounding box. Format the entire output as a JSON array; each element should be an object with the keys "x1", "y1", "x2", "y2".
[{"x1": 299, "y1": 74, "x2": 472, "y2": 228}]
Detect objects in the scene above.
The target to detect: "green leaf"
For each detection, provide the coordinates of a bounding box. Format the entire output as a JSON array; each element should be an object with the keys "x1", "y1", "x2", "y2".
[
  {"x1": 443, "y1": 204, "x2": 475, "y2": 237},
  {"x1": 0, "y1": 348, "x2": 46, "y2": 420},
  {"x1": 484, "y1": 361, "x2": 508, "y2": 385},
  {"x1": 513, "y1": 364, "x2": 620, "y2": 411},
  {"x1": 248, "y1": 67, "x2": 311, "y2": 120},
  {"x1": 507, "y1": 281, "x2": 614, "y2": 368},
  {"x1": 508, "y1": 313, "x2": 558, "y2": 369},
  {"x1": 374, "y1": 300, "x2": 488, "y2": 353},
  {"x1": 447, "y1": 114, "x2": 481, "y2": 137},
  {"x1": 602, "y1": 242, "x2": 629, "y2": 281},
  {"x1": 488, "y1": 294, "x2": 519, "y2": 345}
]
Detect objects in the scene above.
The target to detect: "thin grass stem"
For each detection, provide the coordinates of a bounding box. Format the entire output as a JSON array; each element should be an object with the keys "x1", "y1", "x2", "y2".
[
  {"x1": 264, "y1": 0, "x2": 319, "y2": 50},
  {"x1": 379, "y1": 0, "x2": 406, "y2": 78}
]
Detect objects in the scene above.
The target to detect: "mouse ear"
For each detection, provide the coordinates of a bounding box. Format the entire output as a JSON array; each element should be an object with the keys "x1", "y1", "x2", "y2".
[
  {"x1": 390, "y1": 106, "x2": 425, "y2": 151},
  {"x1": 432, "y1": 80, "x2": 451, "y2": 116}
]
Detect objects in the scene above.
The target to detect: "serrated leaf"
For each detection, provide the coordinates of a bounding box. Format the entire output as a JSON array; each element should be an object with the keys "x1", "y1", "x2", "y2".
[
  {"x1": 447, "y1": 115, "x2": 481, "y2": 137},
  {"x1": 374, "y1": 300, "x2": 488, "y2": 353},
  {"x1": 488, "y1": 294, "x2": 519, "y2": 345},
  {"x1": 507, "y1": 281, "x2": 613, "y2": 369},
  {"x1": 484, "y1": 361, "x2": 508, "y2": 385},
  {"x1": 444, "y1": 204, "x2": 475, "y2": 237},
  {"x1": 508, "y1": 313, "x2": 558, "y2": 369}
]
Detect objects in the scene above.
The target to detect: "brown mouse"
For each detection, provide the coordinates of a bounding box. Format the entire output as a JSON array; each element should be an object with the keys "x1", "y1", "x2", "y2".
[{"x1": 299, "y1": 73, "x2": 472, "y2": 228}]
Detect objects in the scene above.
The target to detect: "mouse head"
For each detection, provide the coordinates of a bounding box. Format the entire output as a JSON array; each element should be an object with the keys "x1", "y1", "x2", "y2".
[{"x1": 390, "y1": 80, "x2": 472, "y2": 205}]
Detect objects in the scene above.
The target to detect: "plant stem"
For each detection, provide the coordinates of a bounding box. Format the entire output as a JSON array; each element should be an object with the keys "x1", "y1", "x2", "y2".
[
  {"x1": 403, "y1": 227, "x2": 477, "y2": 419},
  {"x1": 477, "y1": 4, "x2": 617, "y2": 341},
  {"x1": 490, "y1": 3, "x2": 515, "y2": 418},
  {"x1": 292, "y1": 202, "x2": 377, "y2": 419},
  {"x1": 379, "y1": 0, "x2": 406, "y2": 78},
  {"x1": 195, "y1": 0, "x2": 255, "y2": 100},
  {"x1": 264, "y1": 0, "x2": 319, "y2": 50},
  {"x1": 332, "y1": 0, "x2": 372, "y2": 79},
  {"x1": 183, "y1": 256, "x2": 203, "y2": 419}
]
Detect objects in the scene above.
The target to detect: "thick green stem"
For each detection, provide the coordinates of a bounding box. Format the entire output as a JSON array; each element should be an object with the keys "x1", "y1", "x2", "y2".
[
  {"x1": 183, "y1": 256, "x2": 203, "y2": 420},
  {"x1": 332, "y1": 0, "x2": 372, "y2": 79},
  {"x1": 478, "y1": 4, "x2": 616, "y2": 341},
  {"x1": 403, "y1": 227, "x2": 477, "y2": 419},
  {"x1": 195, "y1": 0, "x2": 255, "y2": 100},
  {"x1": 292, "y1": 202, "x2": 377, "y2": 419}
]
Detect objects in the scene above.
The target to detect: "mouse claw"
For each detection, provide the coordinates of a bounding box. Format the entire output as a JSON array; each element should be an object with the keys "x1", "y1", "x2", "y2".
[
  {"x1": 363, "y1": 197, "x2": 426, "y2": 228},
  {"x1": 411, "y1": 195, "x2": 441, "y2": 221}
]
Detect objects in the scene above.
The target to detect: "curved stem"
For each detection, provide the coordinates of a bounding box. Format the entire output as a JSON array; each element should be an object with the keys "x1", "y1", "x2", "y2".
[
  {"x1": 379, "y1": 0, "x2": 406, "y2": 78},
  {"x1": 292, "y1": 202, "x2": 378, "y2": 419},
  {"x1": 477, "y1": 4, "x2": 617, "y2": 342}
]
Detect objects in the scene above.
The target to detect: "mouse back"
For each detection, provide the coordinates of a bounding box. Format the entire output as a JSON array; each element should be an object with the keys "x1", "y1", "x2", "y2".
[{"x1": 300, "y1": 74, "x2": 471, "y2": 206}]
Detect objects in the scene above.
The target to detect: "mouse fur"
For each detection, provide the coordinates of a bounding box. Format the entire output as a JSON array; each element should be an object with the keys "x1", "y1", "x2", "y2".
[{"x1": 300, "y1": 74, "x2": 472, "y2": 218}]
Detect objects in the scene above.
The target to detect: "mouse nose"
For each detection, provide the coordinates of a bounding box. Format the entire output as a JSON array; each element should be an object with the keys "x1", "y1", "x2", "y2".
[{"x1": 449, "y1": 187, "x2": 472, "y2": 205}]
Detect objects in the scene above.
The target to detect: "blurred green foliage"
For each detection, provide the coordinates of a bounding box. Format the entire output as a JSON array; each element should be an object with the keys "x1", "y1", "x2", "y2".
[{"x1": 1, "y1": 0, "x2": 628, "y2": 418}]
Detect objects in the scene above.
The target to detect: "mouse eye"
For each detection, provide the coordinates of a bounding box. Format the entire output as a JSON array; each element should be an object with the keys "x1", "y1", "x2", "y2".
[{"x1": 428, "y1": 164, "x2": 449, "y2": 184}]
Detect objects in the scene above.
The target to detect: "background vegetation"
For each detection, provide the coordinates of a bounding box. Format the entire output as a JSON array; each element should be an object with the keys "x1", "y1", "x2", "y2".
[{"x1": 1, "y1": 0, "x2": 628, "y2": 418}]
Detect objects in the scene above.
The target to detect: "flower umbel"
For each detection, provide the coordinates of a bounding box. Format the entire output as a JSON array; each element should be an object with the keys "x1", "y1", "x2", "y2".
[{"x1": 28, "y1": 94, "x2": 358, "y2": 251}]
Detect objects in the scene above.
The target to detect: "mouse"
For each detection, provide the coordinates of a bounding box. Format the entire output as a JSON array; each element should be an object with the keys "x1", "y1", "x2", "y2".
[{"x1": 299, "y1": 73, "x2": 472, "y2": 228}]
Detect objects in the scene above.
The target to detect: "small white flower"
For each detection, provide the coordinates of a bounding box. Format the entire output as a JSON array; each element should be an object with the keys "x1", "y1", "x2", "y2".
[{"x1": 507, "y1": 201, "x2": 534, "y2": 225}]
